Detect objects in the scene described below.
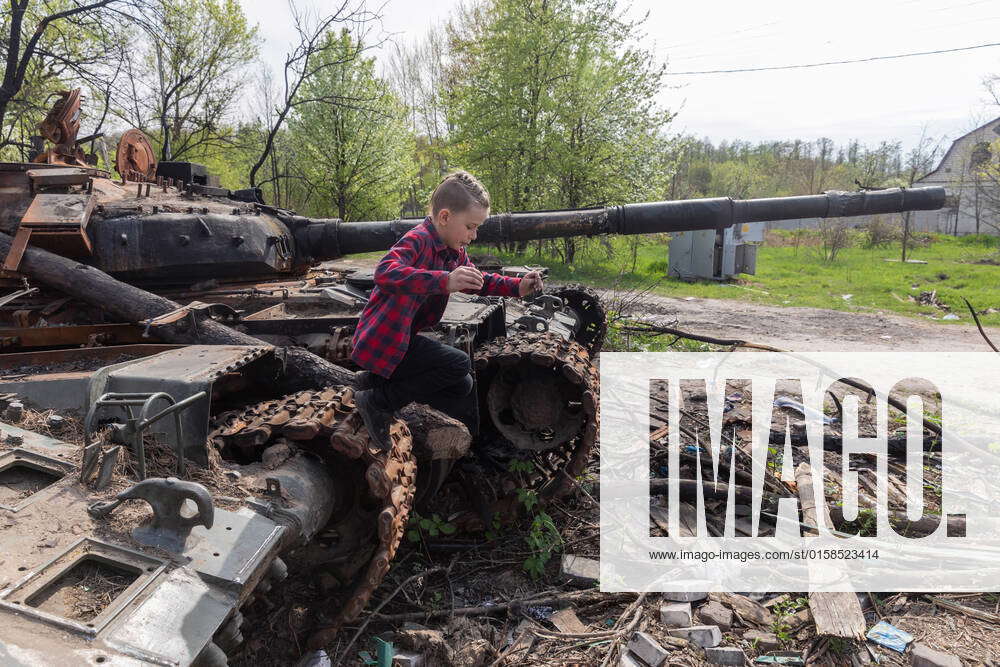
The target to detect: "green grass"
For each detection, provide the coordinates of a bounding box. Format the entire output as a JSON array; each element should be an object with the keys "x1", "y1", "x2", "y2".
[{"x1": 472, "y1": 231, "x2": 1000, "y2": 327}]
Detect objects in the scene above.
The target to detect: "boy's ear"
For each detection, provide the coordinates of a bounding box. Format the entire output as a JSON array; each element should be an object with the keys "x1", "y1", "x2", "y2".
[{"x1": 438, "y1": 208, "x2": 450, "y2": 224}]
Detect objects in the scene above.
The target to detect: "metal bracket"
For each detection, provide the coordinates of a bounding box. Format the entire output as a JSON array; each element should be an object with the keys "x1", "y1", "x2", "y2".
[
  {"x1": 140, "y1": 301, "x2": 241, "y2": 338},
  {"x1": 513, "y1": 314, "x2": 549, "y2": 333},
  {"x1": 524, "y1": 293, "x2": 563, "y2": 316},
  {"x1": 88, "y1": 476, "x2": 214, "y2": 552},
  {"x1": 83, "y1": 390, "x2": 207, "y2": 486}
]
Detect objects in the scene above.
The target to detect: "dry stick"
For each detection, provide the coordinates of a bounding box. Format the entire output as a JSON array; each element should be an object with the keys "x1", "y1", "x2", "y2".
[
  {"x1": 334, "y1": 566, "x2": 448, "y2": 666},
  {"x1": 619, "y1": 323, "x2": 782, "y2": 351},
  {"x1": 370, "y1": 590, "x2": 628, "y2": 623},
  {"x1": 926, "y1": 595, "x2": 1000, "y2": 624},
  {"x1": 622, "y1": 322, "x2": 943, "y2": 436},
  {"x1": 963, "y1": 297, "x2": 999, "y2": 352},
  {"x1": 599, "y1": 593, "x2": 647, "y2": 667}
]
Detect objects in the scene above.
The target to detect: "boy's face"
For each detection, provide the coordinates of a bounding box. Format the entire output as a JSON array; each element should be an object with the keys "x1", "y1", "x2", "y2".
[{"x1": 434, "y1": 204, "x2": 489, "y2": 251}]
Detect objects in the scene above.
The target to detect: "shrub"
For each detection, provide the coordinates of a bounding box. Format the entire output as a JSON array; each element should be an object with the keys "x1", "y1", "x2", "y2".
[{"x1": 862, "y1": 216, "x2": 901, "y2": 247}]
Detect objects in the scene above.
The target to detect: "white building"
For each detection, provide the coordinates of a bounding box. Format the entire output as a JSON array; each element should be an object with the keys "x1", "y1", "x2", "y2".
[{"x1": 911, "y1": 117, "x2": 1000, "y2": 235}]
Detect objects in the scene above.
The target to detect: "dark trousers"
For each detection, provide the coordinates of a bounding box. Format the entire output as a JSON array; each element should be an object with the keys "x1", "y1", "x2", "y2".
[{"x1": 369, "y1": 334, "x2": 478, "y2": 432}]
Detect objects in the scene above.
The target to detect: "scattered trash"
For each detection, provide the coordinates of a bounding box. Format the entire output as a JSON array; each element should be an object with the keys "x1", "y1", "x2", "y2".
[
  {"x1": 525, "y1": 605, "x2": 553, "y2": 621},
  {"x1": 942, "y1": 313, "x2": 960, "y2": 320},
  {"x1": 914, "y1": 290, "x2": 948, "y2": 310},
  {"x1": 842, "y1": 294, "x2": 853, "y2": 300},
  {"x1": 295, "y1": 649, "x2": 332, "y2": 667},
  {"x1": 755, "y1": 653, "x2": 805, "y2": 665},
  {"x1": 773, "y1": 396, "x2": 835, "y2": 424},
  {"x1": 879, "y1": 334, "x2": 892, "y2": 339},
  {"x1": 865, "y1": 620, "x2": 913, "y2": 652}
]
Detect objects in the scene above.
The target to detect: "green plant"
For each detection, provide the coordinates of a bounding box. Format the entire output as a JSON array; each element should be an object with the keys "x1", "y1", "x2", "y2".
[
  {"x1": 522, "y1": 510, "x2": 562, "y2": 579},
  {"x1": 509, "y1": 466, "x2": 564, "y2": 579},
  {"x1": 771, "y1": 595, "x2": 808, "y2": 617},
  {"x1": 484, "y1": 511, "x2": 503, "y2": 541},
  {"x1": 406, "y1": 511, "x2": 457, "y2": 544}
]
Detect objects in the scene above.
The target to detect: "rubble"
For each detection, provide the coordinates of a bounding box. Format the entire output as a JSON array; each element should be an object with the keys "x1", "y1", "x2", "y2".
[
  {"x1": 696, "y1": 600, "x2": 733, "y2": 631},
  {"x1": 625, "y1": 631, "x2": 670, "y2": 666},
  {"x1": 659, "y1": 602, "x2": 692, "y2": 627},
  {"x1": 741, "y1": 629, "x2": 781, "y2": 651},
  {"x1": 560, "y1": 554, "x2": 600, "y2": 583},
  {"x1": 550, "y1": 608, "x2": 587, "y2": 633},
  {"x1": 663, "y1": 591, "x2": 708, "y2": 602},
  {"x1": 705, "y1": 646, "x2": 746, "y2": 665},
  {"x1": 619, "y1": 653, "x2": 645, "y2": 667},
  {"x1": 710, "y1": 592, "x2": 774, "y2": 626},
  {"x1": 667, "y1": 624, "x2": 722, "y2": 648},
  {"x1": 911, "y1": 643, "x2": 963, "y2": 667}
]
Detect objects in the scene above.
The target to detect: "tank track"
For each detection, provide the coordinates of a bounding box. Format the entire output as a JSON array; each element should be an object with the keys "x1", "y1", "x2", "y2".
[
  {"x1": 473, "y1": 332, "x2": 598, "y2": 503},
  {"x1": 551, "y1": 283, "x2": 607, "y2": 357},
  {"x1": 208, "y1": 386, "x2": 416, "y2": 645}
]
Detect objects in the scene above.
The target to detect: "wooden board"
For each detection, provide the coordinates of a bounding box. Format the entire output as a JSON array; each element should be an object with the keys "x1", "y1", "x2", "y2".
[{"x1": 795, "y1": 462, "x2": 866, "y2": 640}]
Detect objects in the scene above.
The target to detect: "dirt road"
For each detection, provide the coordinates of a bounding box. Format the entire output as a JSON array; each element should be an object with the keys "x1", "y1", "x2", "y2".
[
  {"x1": 594, "y1": 288, "x2": 1000, "y2": 352},
  {"x1": 328, "y1": 260, "x2": 998, "y2": 351}
]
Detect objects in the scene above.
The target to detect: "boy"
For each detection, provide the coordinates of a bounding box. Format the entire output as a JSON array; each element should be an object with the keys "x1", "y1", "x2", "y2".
[{"x1": 351, "y1": 171, "x2": 544, "y2": 451}]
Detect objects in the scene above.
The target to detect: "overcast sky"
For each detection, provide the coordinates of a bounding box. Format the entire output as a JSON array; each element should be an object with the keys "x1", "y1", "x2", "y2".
[{"x1": 240, "y1": 0, "x2": 1000, "y2": 153}]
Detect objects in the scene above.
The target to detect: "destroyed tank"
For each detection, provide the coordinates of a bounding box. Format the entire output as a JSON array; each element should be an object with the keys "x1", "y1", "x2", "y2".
[{"x1": 0, "y1": 90, "x2": 947, "y2": 665}]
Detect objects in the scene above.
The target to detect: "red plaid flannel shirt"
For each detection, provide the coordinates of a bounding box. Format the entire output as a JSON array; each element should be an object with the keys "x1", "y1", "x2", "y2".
[{"x1": 351, "y1": 216, "x2": 522, "y2": 377}]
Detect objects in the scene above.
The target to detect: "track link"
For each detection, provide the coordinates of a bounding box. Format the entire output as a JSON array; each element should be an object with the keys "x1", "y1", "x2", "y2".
[
  {"x1": 474, "y1": 332, "x2": 599, "y2": 503},
  {"x1": 208, "y1": 386, "x2": 415, "y2": 647}
]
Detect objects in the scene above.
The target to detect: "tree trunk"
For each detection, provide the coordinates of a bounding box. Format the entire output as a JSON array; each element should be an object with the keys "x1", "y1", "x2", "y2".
[
  {"x1": 0, "y1": 232, "x2": 356, "y2": 392},
  {"x1": 398, "y1": 403, "x2": 470, "y2": 461},
  {"x1": 901, "y1": 211, "x2": 910, "y2": 262}
]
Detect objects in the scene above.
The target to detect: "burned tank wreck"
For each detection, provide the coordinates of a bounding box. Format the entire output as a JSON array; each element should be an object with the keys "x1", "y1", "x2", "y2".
[{"x1": 0, "y1": 91, "x2": 946, "y2": 665}]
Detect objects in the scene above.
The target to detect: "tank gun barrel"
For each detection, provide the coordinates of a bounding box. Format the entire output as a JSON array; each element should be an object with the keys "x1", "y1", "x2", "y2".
[{"x1": 302, "y1": 186, "x2": 944, "y2": 259}]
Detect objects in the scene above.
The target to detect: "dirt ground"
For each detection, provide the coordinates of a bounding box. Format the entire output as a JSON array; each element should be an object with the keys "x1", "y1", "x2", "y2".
[
  {"x1": 328, "y1": 258, "x2": 1000, "y2": 352},
  {"x1": 598, "y1": 288, "x2": 1000, "y2": 352}
]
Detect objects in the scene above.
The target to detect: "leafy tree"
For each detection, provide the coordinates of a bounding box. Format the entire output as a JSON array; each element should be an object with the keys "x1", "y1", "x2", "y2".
[
  {"x1": 446, "y1": 0, "x2": 673, "y2": 261},
  {"x1": 246, "y1": 0, "x2": 384, "y2": 191},
  {"x1": 287, "y1": 30, "x2": 415, "y2": 221},
  {"x1": 110, "y1": 0, "x2": 258, "y2": 161}
]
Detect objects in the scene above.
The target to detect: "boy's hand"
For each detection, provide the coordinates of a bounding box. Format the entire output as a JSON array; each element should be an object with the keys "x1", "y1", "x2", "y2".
[
  {"x1": 447, "y1": 266, "x2": 484, "y2": 293},
  {"x1": 518, "y1": 271, "x2": 544, "y2": 297}
]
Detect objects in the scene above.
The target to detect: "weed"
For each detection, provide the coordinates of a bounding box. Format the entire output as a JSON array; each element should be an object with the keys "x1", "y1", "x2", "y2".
[{"x1": 406, "y1": 511, "x2": 457, "y2": 545}]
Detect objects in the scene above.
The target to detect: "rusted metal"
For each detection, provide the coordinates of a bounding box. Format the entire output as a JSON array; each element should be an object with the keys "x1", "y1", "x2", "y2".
[
  {"x1": 33, "y1": 89, "x2": 88, "y2": 167},
  {"x1": 1, "y1": 227, "x2": 31, "y2": 274},
  {"x1": 115, "y1": 128, "x2": 158, "y2": 183},
  {"x1": 208, "y1": 385, "x2": 417, "y2": 645},
  {"x1": 0, "y1": 324, "x2": 147, "y2": 350},
  {"x1": 2, "y1": 194, "x2": 96, "y2": 272},
  {"x1": 0, "y1": 344, "x2": 179, "y2": 370}
]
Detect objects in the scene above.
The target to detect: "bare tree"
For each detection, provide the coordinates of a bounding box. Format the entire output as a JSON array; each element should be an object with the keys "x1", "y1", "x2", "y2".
[
  {"x1": 247, "y1": 0, "x2": 388, "y2": 189},
  {"x1": 0, "y1": 0, "x2": 134, "y2": 156},
  {"x1": 900, "y1": 127, "x2": 941, "y2": 261},
  {"x1": 107, "y1": 0, "x2": 259, "y2": 162}
]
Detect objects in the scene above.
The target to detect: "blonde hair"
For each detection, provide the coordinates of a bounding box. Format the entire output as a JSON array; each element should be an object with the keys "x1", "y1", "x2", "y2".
[{"x1": 430, "y1": 170, "x2": 490, "y2": 216}]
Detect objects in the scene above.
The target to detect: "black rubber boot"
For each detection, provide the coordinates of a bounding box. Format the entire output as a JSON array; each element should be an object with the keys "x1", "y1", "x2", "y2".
[
  {"x1": 354, "y1": 370, "x2": 378, "y2": 391},
  {"x1": 355, "y1": 389, "x2": 393, "y2": 452}
]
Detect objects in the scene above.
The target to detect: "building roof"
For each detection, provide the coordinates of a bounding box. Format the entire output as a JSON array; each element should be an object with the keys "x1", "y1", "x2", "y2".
[{"x1": 916, "y1": 116, "x2": 1000, "y2": 185}]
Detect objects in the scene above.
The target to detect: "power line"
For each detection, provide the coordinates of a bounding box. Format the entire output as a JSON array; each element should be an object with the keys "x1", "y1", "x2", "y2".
[{"x1": 666, "y1": 41, "x2": 1000, "y2": 75}]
